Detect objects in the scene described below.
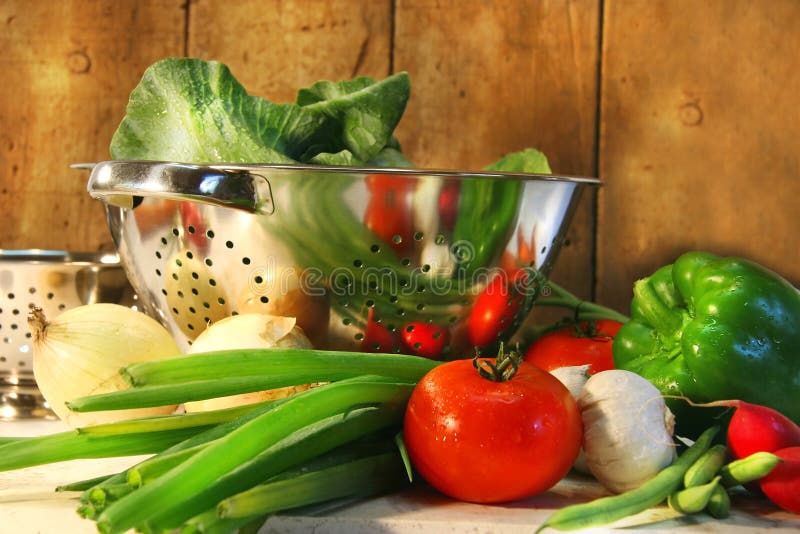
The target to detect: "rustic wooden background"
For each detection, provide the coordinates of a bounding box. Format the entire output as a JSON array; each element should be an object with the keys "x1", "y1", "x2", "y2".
[{"x1": 1, "y1": 0, "x2": 798, "y2": 314}]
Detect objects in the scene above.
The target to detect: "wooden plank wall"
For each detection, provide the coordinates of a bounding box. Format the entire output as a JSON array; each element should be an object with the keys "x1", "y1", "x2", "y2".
[{"x1": 1, "y1": 0, "x2": 797, "y2": 314}]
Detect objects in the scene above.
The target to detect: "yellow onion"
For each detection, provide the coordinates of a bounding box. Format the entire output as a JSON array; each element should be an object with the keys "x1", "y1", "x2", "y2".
[
  {"x1": 183, "y1": 313, "x2": 314, "y2": 413},
  {"x1": 29, "y1": 304, "x2": 181, "y2": 427}
]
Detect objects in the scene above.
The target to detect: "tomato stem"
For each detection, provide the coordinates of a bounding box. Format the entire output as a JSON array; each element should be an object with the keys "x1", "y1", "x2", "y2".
[{"x1": 472, "y1": 344, "x2": 522, "y2": 382}]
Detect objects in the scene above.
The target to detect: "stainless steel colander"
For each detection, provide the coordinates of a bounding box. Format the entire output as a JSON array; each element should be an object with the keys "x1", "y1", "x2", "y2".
[
  {"x1": 85, "y1": 161, "x2": 599, "y2": 356},
  {"x1": 0, "y1": 250, "x2": 135, "y2": 419}
]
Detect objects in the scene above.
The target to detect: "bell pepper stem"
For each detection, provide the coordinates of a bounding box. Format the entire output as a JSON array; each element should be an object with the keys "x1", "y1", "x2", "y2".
[
  {"x1": 534, "y1": 277, "x2": 629, "y2": 324},
  {"x1": 632, "y1": 279, "x2": 684, "y2": 337}
]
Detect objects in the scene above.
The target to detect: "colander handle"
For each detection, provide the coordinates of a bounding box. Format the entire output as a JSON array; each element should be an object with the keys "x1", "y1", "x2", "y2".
[{"x1": 85, "y1": 161, "x2": 274, "y2": 215}]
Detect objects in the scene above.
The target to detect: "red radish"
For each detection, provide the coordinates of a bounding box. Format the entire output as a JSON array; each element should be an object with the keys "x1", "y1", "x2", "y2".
[
  {"x1": 760, "y1": 446, "x2": 800, "y2": 514},
  {"x1": 724, "y1": 401, "x2": 800, "y2": 459},
  {"x1": 681, "y1": 399, "x2": 800, "y2": 459}
]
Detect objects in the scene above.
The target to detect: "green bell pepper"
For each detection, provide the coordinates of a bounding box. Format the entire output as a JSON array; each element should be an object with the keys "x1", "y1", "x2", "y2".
[{"x1": 612, "y1": 251, "x2": 800, "y2": 437}]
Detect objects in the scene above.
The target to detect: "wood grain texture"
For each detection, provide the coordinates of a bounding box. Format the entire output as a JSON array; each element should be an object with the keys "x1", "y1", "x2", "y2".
[
  {"x1": 394, "y1": 0, "x2": 601, "y2": 303},
  {"x1": 187, "y1": 0, "x2": 392, "y2": 102},
  {"x1": 0, "y1": 0, "x2": 185, "y2": 252},
  {"x1": 598, "y1": 0, "x2": 800, "y2": 312}
]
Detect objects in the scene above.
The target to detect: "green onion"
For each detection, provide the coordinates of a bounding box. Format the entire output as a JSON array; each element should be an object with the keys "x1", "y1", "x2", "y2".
[
  {"x1": 96, "y1": 376, "x2": 413, "y2": 534},
  {"x1": 0, "y1": 426, "x2": 206, "y2": 472},
  {"x1": 56, "y1": 474, "x2": 115, "y2": 493},
  {"x1": 218, "y1": 449, "x2": 407, "y2": 519},
  {"x1": 145, "y1": 401, "x2": 406, "y2": 530},
  {"x1": 123, "y1": 348, "x2": 439, "y2": 387}
]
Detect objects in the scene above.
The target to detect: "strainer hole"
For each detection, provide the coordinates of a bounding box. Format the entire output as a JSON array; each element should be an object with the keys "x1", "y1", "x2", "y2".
[
  {"x1": 416, "y1": 303, "x2": 425, "y2": 311},
  {"x1": 541, "y1": 246, "x2": 547, "y2": 254},
  {"x1": 391, "y1": 235, "x2": 403, "y2": 245},
  {"x1": 370, "y1": 244, "x2": 381, "y2": 253},
  {"x1": 187, "y1": 324, "x2": 195, "y2": 331},
  {"x1": 10, "y1": 324, "x2": 18, "y2": 330},
  {"x1": 177, "y1": 291, "x2": 184, "y2": 298},
  {"x1": 186, "y1": 251, "x2": 194, "y2": 259},
  {"x1": 203, "y1": 302, "x2": 210, "y2": 309},
  {"x1": 12, "y1": 309, "x2": 20, "y2": 315},
  {"x1": 206, "y1": 230, "x2": 215, "y2": 239},
  {"x1": 421, "y1": 264, "x2": 431, "y2": 273},
  {"x1": 254, "y1": 276, "x2": 263, "y2": 284},
  {"x1": 161, "y1": 289, "x2": 167, "y2": 296},
  {"x1": 342, "y1": 318, "x2": 352, "y2": 326},
  {"x1": 47, "y1": 292, "x2": 54, "y2": 300},
  {"x1": 28, "y1": 287, "x2": 36, "y2": 294},
  {"x1": 172, "y1": 307, "x2": 179, "y2": 315},
  {"x1": 396, "y1": 309, "x2": 405, "y2": 316},
  {"x1": 191, "y1": 288, "x2": 199, "y2": 295},
  {"x1": 155, "y1": 251, "x2": 162, "y2": 259},
  {"x1": 353, "y1": 259, "x2": 363, "y2": 268},
  {"x1": 191, "y1": 272, "x2": 199, "y2": 280},
  {"x1": 18, "y1": 360, "x2": 25, "y2": 367},
  {"x1": 401, "y1": 258, "x2": 411, "y2": 267},
  {"x1": 414, "y1": 232, "x2": 424, "y2": 241},
  {"x1": 155, "y1": 269, "x2": 162, "y2": 277},
  {"x1": 217, "y1": 298, "x2": 226, "y2": 305},
  {"x1": 172, "y1": 228, "x2": 179, "y2": 236},
  {"x1": 6, "y1": 293, "x2": 14, "y2": 300},
  {"x1": 161, "y1": 237, "x2": 168, "y2": 245},
  {"x1": 189, "y1": 307, "x2": 196, "y2": 314},
  {"x1": 413, "y1": 342, "x2": 422, "y2": 349},
  {"x1": 242, "y1": 257, "x2": 251, "y2": 265},
  {"x1": 226, "y1": 241, "x2": 234, "y2": 249},
  {"x1": 0, "y1": 357, "x2": 5, "y2": 362},
  {"x1": 354, "y1": 333, "x2": 364, "y2": 341},
  {"x1": 58, "y1": 304, "x2": 66, "y2": 311},
  {"x1": 448, "y1": 316, "x2": 459, "y2": 323},
  {"x1": 205, "y1": 259, "x2": 213, "y2": 267},
  {"x1": 389, "y1": 296, "x2": 398, "y2": 303},
  {"x1": 259, "y1": 296, "x2": 268, "y2": 304},
  {"x1": 209, "y1": 279, "x2": 217, "y2": 287},
  {"x1": 435, "y1": 234, "x2": 446, "y2": 245},
  {"x1": 187, "y1": 226, "x2": 196, "y2": 234},
  {"x1": 171, "y1": 273, "x2": 179, "y2": 280},
  {"x1": 405, "y1": 325, "x2": 414, "y2": 333},
  {"x1": 175, "y1": 259, "x2": 183, "y2": 267},
  {"x1": 365, "y1": 299, "x2": 375, "y2": 308}
]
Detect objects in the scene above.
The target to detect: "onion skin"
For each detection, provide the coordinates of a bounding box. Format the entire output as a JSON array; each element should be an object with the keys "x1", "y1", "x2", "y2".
[
  {"x1": 183, "y1": 313, "x2": 314, "y2": 413},
  {"x1": 30, "y1": 304, "x2": 180, "y2": 427}
]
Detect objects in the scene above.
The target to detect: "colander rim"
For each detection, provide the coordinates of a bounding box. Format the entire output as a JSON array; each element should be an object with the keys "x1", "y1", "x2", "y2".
[{"x1": 0, "y1": 249, "x2": 121, "y2": 266}]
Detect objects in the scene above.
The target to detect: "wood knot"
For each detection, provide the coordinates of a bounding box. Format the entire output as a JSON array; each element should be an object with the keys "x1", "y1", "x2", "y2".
[
  {"x1": 67, "y1": 49, "x2": 91, "y2": 74},
  {"x1": 679, "y1": 101, "x2": 703, "y2": 126}
]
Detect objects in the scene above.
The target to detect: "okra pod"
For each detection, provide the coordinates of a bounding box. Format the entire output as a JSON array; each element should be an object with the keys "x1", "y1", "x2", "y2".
[
  {"x1": 706, "y1": 484, "x2": 731, "y2": 519},
  {"x1": 719, "y1": 451, "x2": 782, "y2": 487},
  {"x1": 684, "y1": 444, "x2": 727, "y2": 487},
  {"x1": 534, "y1": 426, "x2": 719, "y2": 532},
  {"x1": 668, "y1": 476, "x2": 721, "y2": 514}
]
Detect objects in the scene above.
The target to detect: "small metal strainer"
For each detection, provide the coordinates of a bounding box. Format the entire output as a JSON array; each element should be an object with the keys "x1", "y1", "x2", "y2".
[{"x1": 0, "y1": 250, "x2": 136, "y2": 419}]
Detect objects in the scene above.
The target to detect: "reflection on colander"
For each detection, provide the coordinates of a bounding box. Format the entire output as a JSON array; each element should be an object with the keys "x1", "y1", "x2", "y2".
[
  {"x1": 0, "y1": 250, "x2": 135, "y2": 419},
  {"x1": 88, "y1": 161, "x2": 600, "y2": 356}
]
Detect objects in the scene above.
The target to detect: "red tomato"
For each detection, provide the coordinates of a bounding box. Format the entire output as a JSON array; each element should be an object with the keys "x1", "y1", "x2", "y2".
[
  {"x1": 361, "y1": 309, "x2": 404, "y2": 353},
  {"x1": 403, "y1": 354, "x2": 582, "y2": 503},
  {"x1": 524, "y1": 320, "x2": 623, "y2": 375},
  {"x1": 402, "y1": 321, "x2": 450, "y2": 360},
  {"x1": 364, "y1": 174, "x2": 413, "y2": 253},
  {"x1": 467, "y1": 272, "x2": 525, "y2": 348}
]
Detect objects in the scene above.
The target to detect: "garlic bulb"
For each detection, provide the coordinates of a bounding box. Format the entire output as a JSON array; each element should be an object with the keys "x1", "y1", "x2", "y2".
[
  {"x1": 550, "y1": 365, "x2": 591, "y2": 474},
  {"x1": 578, "y1": 369, "x2": 676, "y2": 493},
  {"x1": 29, "y1": 304, "x2": 180, "y2": 427},
  {"x1": 183, "y1": 313, "x2": 314, "y2": 413}
]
